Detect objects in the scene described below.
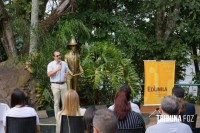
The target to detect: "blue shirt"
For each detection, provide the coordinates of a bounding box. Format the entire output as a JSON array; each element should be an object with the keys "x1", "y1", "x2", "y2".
[
  {"x1": 47, "y1": 60, "x2": 69, "y2": 82},
  {"x1": 146, "y1": 120, "x2": 192, "y2": 133}
]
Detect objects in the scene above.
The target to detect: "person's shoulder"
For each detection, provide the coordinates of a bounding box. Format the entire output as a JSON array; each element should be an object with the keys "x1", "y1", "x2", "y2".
[
  {"x1": 131, "y1": 102, "x2": 139, "y2": 108},
  {"x1": 186, "y1": 103, "x2": 195, "y2": 108},
  {"x1": 61, "y1": 61, "x2": 67, "y2": 64},
  {"x1": 185, "y1": 103, "x2": 195, "y2": 112},
  {"x1": 130, "y1": 102, "x2": 141, "y2": 113},
  {"x1": 23, "y1": 106, "x2": 37, "y2": 112},
  {"x1": 178, "y1": 122, "x2": 193, "y2": 132},
  {"x1": 48, "y1": 60, "x2": 55, "y2": 66},
  {"x1": 80, "y1": 108, "x2": 86, "y2": 116},
  {"x1": 4, "y1": 107, "x2": 16, "y2": 115},
  {"x1": 108, "y1": 104, "x2": 114, "y2": 111},
  {"x1": 129, "y1": 111, "x2": 142, "y2": 117},
  {"x1": 146, "y1": 124, "x2": 159, "y2": 133},
  {"x1": 0, "y1": 103, "x2": 9, "y2": 108}
]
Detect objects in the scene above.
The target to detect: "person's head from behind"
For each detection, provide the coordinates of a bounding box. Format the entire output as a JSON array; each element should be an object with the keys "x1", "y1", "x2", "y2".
[
  {"x1": 62, "y1": 90, "x2": 80, "y2": 116},
  {"x1": 119, "y1": 84, "x2": 131, "y2": 101},
  {"x1": 172, "y1": 86, "x2": 185, "y2": 98},
  {"x1": 11, "y1": 88, "x2": 26, "y2": 107},
  {"x1": 160, "y1": 96, "x2": 180, "y2": 115},
  {"x1": 93, "y1": 109, "x2": 117, "y2": 133},
  {"x1": 114, "y1": 91, "x2": 131, "y2": 121},
  {"x1": 83, "y1": 106, "x2": 97, "y2": 133},
  {"x1": 172, "y1": 86, "x2": 186, "y2": 115}
]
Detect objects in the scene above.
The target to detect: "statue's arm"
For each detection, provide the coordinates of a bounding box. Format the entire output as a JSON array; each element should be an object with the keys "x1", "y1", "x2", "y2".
[
  {"x1": 79, "y1": 63, "x2": 84, "y2": 74},
  {"x1": 64, "y1": 55, "x2": 74, "y2": 76}
]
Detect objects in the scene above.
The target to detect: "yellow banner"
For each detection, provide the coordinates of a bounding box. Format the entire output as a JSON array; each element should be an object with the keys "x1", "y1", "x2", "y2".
[{"x1": 144, "y1": 60, "x2": 175, "y2": 105}]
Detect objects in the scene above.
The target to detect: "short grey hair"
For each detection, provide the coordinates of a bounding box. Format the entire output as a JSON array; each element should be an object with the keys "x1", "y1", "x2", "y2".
[
  {"x1": 161, "y1": 96, "x2": 180, "y2": 115},
  {"x1": 93, "y1": 109, "x2": 117, "y2": 133}
]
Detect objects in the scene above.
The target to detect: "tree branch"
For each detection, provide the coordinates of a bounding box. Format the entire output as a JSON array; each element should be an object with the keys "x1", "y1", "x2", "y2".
[{"x1": 39, "y1": 0, "x2": 75, "y2": 34}]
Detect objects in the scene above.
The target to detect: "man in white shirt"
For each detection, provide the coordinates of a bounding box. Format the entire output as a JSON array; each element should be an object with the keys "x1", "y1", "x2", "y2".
[
  {"x1": 47, "y1": 51, "x2": 69, "y2": 117},
  {"x1": 0, "y1": 103, "x2": 9, "y2": 133}
]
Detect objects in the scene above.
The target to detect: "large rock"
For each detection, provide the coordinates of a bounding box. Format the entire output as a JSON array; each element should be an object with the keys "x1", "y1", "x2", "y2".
[{"x1": 0, "y1": 59, "x2": 37, "y2": 108}]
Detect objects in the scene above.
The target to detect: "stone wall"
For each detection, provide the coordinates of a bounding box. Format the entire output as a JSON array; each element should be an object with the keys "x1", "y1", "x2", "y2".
[{"x1": 0, "y1": 59, "x2": 37, "y2": 108}]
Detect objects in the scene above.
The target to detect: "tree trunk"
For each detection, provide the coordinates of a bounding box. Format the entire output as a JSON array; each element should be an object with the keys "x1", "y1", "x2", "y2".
[
  {"x1": 29, "y1": 0, "x2": 39, "y2": 55},
  {"x1": 0, "y1": 0, "x2": 17, "y2": 57},
  {"x1": 155, "y1": 1, "x2": 181, "y2": 43}
]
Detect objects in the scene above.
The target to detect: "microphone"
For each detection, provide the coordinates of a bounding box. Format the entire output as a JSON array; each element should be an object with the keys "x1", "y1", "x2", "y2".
[{"x1": 149, "y1": 107, "x2": 160, "y2": 117}]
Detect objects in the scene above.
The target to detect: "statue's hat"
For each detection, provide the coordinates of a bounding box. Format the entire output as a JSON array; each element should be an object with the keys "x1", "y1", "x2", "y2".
[{"x1": 68, "y1": 37, "x2": 77, "y2": 45}]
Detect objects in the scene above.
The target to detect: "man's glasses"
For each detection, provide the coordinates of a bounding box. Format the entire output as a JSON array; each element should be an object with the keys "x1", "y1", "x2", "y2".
[{"x1": 55, "y1": 54, "x2": 61, "y2": 57}]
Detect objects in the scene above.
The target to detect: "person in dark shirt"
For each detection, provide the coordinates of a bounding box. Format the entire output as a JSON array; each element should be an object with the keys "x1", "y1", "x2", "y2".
[{"x1": 172, "y1": 86, "x2": 196, "y2": 127}]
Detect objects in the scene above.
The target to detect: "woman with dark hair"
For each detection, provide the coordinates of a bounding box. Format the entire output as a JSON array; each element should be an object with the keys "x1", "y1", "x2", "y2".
[
  {"x1": 108, "y1": 85, "x2": 141, "y2": 113},
  {"x1": 114, "y1": 91, "x2": 145, "y2": 129},
  {"x1": 83, "y1": 106, "x2": 97, "y2": 133},
  {"x1": 3, "y1": 88, "x2": 40, "y2": 133}
]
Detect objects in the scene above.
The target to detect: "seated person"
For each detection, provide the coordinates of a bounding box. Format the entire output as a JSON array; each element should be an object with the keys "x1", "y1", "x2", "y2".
[
  {"x1": 172, "y1": 86, "x2": 196, "y2": 127},
  {"x1": 0, "y1": 102, "x2": 10, "y2": 133},
  {"x1": 83, "y1": 106, "x2": 97, "y2": 133},
  {"x1": 56, "y1": 90, "x2": 86, "y2": 133},
  {"x1": 146, "y1": 96, "x2": 192, "y2": 133},
  {"x1": 3, "y1": 88, "x2": 40, "y2": 133},
  {"x1": 113, "y1": 91, "x2": 145, "y2": 129},
  {"x1": 93, "y1": 109, "x2": 117, "y2": 133},
  {"x1": 108, "y1": 85, "x2": 141, "y2": 113}
]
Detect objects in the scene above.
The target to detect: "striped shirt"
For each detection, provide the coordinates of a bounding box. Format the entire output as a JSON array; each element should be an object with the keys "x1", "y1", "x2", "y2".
[{"x1": 117, "y1": 111, "x2": 145, "y2": 129}]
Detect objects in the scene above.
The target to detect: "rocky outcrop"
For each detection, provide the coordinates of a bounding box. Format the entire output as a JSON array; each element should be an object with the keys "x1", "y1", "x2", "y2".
[{"x1": 0, "y1": 59, "x2": 37, "y2": 108}]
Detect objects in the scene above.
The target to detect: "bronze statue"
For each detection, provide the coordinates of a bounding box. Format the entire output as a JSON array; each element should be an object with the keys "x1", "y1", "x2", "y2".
[{"x1": 65, "y1": 38, "x2": 83, "y2": 91}]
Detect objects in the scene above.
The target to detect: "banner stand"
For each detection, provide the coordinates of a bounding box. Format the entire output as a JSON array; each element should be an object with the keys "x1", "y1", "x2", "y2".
[{"x1": 143, "y1": 60, "x2": 175, "y2": 106}]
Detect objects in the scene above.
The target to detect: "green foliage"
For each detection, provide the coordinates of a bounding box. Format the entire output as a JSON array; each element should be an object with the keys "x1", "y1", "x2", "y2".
[
  {"x1": 185, "y1": 94, "x2": 199, "y2": 104},
  {"x1": 10, "y1": 18, "x2": 30, "y2": 54},
  {"x1": 30, "y1": 19, "x2": 91, "y2": 109},
  {"x1": 56, "y1": 19, "x2": 90, "y2": 44},
  {"x1": 79, "y1": 41, "x2": 141, "y2": 105},
  {"x1": 2, "y1": 0, "x2": 200, "y2": 107}
]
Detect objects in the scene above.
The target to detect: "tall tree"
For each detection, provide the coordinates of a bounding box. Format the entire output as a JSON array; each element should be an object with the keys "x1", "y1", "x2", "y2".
[
  {"x1": 29, "y1": 0, "x2": 39, "y2": 54},
  {"x1": 0, "y1": 0, "x2": 17, "y2": 57},
  {"x1": 0, "y1": 0, "x2": 76, "y2": 57}
]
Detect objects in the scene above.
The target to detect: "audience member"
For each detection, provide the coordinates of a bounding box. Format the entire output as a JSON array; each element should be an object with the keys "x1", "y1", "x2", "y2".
[
  {"x1": 146, "y1": 96, "x2": 192, "y2": 133},
  {"x1": 93, "y1": 109, "x2": 117, "y2": 133},
  {"x1": 3, "y1": 88, "x2": 40, "y2": 133},
  {"x1": 172, "y1": 86, "x2": 196, "y2": 127},
  {"x1": 56, "y1": 90, "x2": 86, "y2": 133},
  {"x1": 172, "y1": 86, "x2": 195, "y2": 115},
  {"x1": 108, "y1": 85, "x2": 140, "y2": 113},
  {"x1": 0, "y1": 103, "x2": 10, "y2": 133},
  {"x1": 83, "y1": 106, "x2": 97, "y2": 133},
  {"x1": 114, "y1": 91, "x2": 145, "y2": 129}
]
